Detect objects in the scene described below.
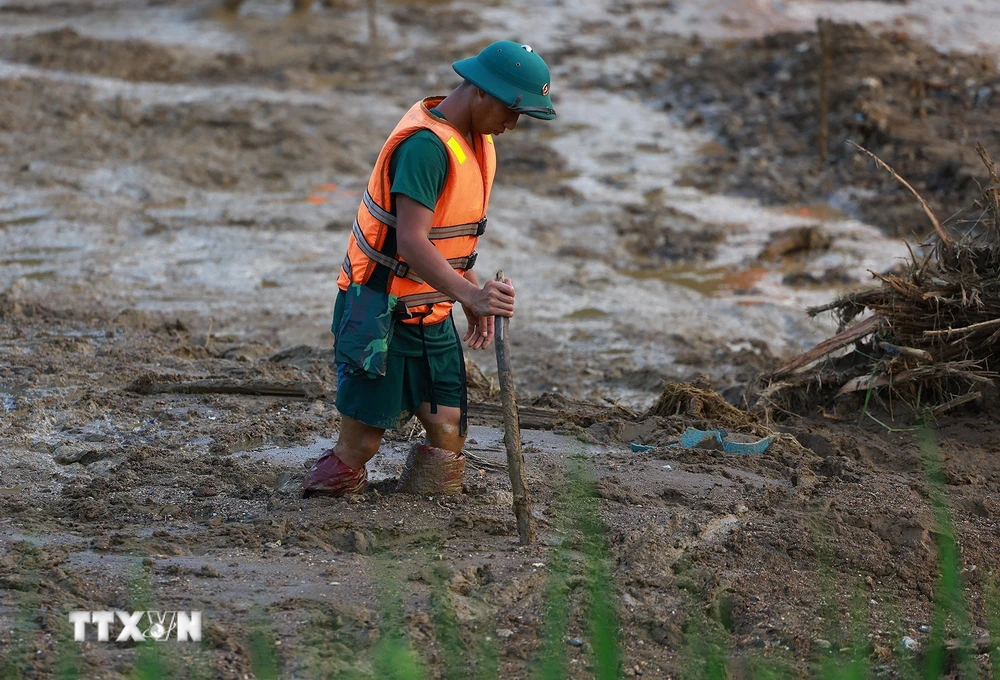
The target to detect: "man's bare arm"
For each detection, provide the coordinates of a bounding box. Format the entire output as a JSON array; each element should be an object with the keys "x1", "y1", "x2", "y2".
[{"x1": 395, "y1": 195, "x2": 514, "y2": 318}]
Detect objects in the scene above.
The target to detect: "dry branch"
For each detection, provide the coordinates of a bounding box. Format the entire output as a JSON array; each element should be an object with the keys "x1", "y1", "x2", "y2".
[
  {"x1": 772, "y1": 316, "x2": 878, "y2": 378},
  {"x1": 851, "y1": 142, "x2": 951, "y2": 245},
  {"x1": 922, "y1": 317, "x2": 1000, "y2": 338}
]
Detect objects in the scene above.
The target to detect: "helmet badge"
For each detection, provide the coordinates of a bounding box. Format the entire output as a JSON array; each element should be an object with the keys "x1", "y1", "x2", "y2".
[
  {"x1": 520, "y1": 44, "x2": 533, "y2": 52},
  {"x1": 541, "y1": 83, "x2": 549, "y2": 95}
]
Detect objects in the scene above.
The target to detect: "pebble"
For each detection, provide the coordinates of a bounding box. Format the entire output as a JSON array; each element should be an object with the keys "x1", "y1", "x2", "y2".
[
  {"x1": 486, "y1": 490, "x2": 514, "y2": 507},
  {"x1": 496, "y1": 628, "x2": 514, "y2": 639},
  {"x1": 814, "y1": 639, "x2": 832, "y2": 650},
  {"x1": 901, "y1": 636, "x2": 918, "y2": 652},
  {"x1": 567, "y1": 637, "x2": 583, "y2": 647}
]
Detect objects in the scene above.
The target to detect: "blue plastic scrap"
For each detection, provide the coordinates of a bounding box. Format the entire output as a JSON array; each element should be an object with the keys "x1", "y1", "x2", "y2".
[
  {"x1": 629, "y1": 442, "x2": 653, "y2": 453},
  {"x1": 674, "y1": 428, "x2": 776, "y2": 455}
]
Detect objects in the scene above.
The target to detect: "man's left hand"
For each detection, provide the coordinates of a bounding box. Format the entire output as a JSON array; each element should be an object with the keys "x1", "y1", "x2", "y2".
[{"x1": 462, "y1": 306, "x2": 495, "y2": 350}]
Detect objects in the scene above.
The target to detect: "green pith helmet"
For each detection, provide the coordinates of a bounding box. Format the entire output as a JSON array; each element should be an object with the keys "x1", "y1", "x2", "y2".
[{"x1": 452, "y1": 40, "x2": 556, "y2": 120}]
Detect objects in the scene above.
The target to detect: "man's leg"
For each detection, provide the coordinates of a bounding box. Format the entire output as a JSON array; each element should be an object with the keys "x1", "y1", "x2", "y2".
[
  {"x1": 334, "y1": 415, "x2": 385, "y2": 469},
  {"x1": 395, "y1": 403, "x2": 466, "y2": 495},
  {"x1": 415, "y1": 403, "x2": 465, "y2": 454},
  {"x1": 303, "y1": 415, "x2": 384, "y2": 496}
]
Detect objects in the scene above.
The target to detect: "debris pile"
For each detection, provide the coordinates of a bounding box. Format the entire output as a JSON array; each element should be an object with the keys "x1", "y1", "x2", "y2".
[
  {"x1": 756, "y1": 146, "x2": 1000, "y2": 418},
  {"x1": 649, "y1": 378, "x2": 771, "y2": 437}
]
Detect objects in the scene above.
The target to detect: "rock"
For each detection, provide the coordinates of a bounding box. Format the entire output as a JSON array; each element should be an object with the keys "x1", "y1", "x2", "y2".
[
  {"x1": 793, "y1": 468, "x2": 819, "y2": 489},
  {"x1": 53, "y1": 443, "x2": 90, "y2": 464},
  {"x1": 815, "y1": 638, "x2": 832, "y2": 649},
  {"x1": 901, "y1": 636, "x2": 918, "y2": 652},
  {"x1": 496, "y1": 628, "x2": 514, "y2": 639},
  {"x1": 758, "y1": 226, "x2": 832, "y2": 261},
  {"x1": 327, "y1": 529, "x2": 376, "y2": 555},
  {"x1": 567, "y1": 636, "x2": 583, "y2": 647},
  {"x1": 196, "y1": 565, "x2": 221, "y2": 578},
  {"x1": 650, "y1": 620, "x2": 684, "y2": 647},
  {"x1": 450, "y1": 593, "x2": 494, "y2": 625},
  {"x1": 485, "y1": 490, "x2": 514, "y2": 507},
  {"x1": 223, "y1": 344, "x2": 273, "y2": 362}
]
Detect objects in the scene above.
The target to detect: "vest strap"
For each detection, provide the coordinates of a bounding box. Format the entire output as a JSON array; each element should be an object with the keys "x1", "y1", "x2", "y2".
[
  {"x1": 352, "y1": 219, "x2": 411, "y2": 278},
  {"x1": 351, "y1": 220, "x2": 477, "y2": 284},
  {"x1": 399, "y1": 291, "x2": 453, "y2": 310},
  {"x1": 363, "y1": 189, "x2": 487, "y2": 239}
]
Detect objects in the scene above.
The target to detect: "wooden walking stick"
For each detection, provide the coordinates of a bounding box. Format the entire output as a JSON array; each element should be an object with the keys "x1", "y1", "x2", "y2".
[{"x1": 494, "y1": 270, "x2": 536, "y2": 545}]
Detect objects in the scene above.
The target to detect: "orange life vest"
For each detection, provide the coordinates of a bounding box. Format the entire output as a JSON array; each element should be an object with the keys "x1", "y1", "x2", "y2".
[{"x1": 337, "y1": 97, "x2": 497, "y2": 325}]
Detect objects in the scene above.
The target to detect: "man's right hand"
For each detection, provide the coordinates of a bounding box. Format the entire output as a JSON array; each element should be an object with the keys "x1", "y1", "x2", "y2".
[{"x1": 467, "y1": 277, "x2": 515, "y2": 318}]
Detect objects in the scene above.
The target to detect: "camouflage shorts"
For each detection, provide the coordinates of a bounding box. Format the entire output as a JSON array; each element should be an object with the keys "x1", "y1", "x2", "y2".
[{"x1": 333, "y1": 283, "x2": 398, "y2": 379}]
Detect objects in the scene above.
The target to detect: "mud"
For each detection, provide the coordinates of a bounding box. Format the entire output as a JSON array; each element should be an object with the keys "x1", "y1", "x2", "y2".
[
  {"x1": 3, "y1": 0, "x2": 1000, "y2": 678},
  {"x1": 646, "y1": 22, "x2": 1000, "y2": 237}
]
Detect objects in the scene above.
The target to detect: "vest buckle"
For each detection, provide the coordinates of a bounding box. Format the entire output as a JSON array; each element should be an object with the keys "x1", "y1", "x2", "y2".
[
  {"x1": 393, "y1": 260, "x2": 411, "y2": 278},
  {"x1": 465, "y1": 251, "x2": 478, "y2": 270},
  {"x1": 476, "y1": 217, "x2": 488, "y2": 236}
]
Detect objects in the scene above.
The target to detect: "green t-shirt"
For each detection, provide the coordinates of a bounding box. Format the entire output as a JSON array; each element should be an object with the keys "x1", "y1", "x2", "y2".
[{"x1": 345, "y1": 108, "x2": 458, "y2": 357}]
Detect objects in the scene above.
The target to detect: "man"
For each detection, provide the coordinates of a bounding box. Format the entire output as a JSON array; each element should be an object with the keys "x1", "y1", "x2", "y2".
[{"x1": 303, "y1": 40, "x2": 556, "y2": 497}]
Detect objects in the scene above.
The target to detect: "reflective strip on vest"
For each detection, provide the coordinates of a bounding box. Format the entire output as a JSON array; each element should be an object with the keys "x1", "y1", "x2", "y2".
[
  {"x1": 351, "y1": 220, "x2": 476, "y2": 285},
  {"x1": 363, "y1": 189, "x2": 397, "y2": 228},
  {"x1": 362, "y1": 190, "x2": 486, "y2": 239},
  {"x1": 341, "y1": 254, "x2": 352, "y2": 280},
  {"x1": 400, "y1": 291, "x2": 453, "y2": 310},
  {"x1": 351, "y1": 219, "x2": 406, "y2": 275},
  {"x1": 445, "y1": 136, "x2": 467, "y2": 165}
]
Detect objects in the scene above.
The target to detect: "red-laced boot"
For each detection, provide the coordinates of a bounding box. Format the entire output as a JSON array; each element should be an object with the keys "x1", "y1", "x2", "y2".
[{"x1": 302, "y1": 449, "x2": 368, "y2": 497}]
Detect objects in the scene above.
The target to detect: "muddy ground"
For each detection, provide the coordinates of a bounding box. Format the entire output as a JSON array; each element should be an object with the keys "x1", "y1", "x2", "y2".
[
  {"x1": 650, "y1": 23, "x2": 1000, "y2": 237},
  {"x1": 3, "y1": 0, "x2": 1000, "y2": 678}
]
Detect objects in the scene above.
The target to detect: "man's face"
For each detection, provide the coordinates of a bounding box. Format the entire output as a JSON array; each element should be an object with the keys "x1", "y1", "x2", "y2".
[{"x1": 471, "y1": 89, "x2": 521, "y2": 137}]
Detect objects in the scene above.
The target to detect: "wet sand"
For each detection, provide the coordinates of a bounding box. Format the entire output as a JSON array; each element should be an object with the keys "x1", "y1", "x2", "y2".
[{"x1": 3, "y1": 0, "x2": 1000, "y2": 677}]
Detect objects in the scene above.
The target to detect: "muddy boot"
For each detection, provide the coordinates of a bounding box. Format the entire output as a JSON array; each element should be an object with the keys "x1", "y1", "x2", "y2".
[
  {"x1": 396, "y1": 444, "x2": 465, "y2": 496},
  {"x1": 302, "y1": 449, "x2": 367, "y2": 497}
]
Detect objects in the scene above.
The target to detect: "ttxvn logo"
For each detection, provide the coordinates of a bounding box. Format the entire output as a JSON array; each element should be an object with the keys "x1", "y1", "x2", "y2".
[{"x1": 69, "y1": 611, "x2": 202, "y2": 642}]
